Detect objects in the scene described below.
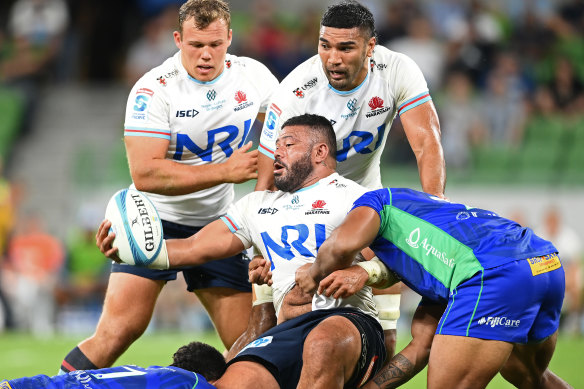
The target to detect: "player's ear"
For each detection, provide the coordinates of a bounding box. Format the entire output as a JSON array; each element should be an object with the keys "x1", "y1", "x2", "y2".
[
  {"x1": 314, "y1": 143, "x2": 328, "y2": 163},
  {"x1": 366, "y1": 36, "x2": 376, "y2": 57},
  {"x1": 227, "y1": 29, "x2": 233, "y2": 47},
  {"x1": 173, "y1": 30, "x2": 182, "y2": 49}
]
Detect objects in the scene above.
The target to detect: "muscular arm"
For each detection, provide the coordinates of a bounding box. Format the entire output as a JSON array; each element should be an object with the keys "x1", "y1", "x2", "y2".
[
  {"x1": 365, "y1": 302, "x2": 443, "y2": 388},
  {"x1": 166, "y1": 219, "x2": 246, "y2": 267},
  {"x1": 308, "y1": 206, "x2": 381, "y2": 286},
  {"x1": 400, "y1": 101, "x2": 446, "y2": 198},
  {"x1": 255, "y1": 152, "x2": 275, "y2": 191},
  {"x1": 126, "y1": 113, "x2": 262, "y2": 195}
]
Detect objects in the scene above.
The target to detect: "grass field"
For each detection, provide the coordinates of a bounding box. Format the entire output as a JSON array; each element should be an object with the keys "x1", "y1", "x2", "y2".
[{"x1": 0, "y1": 331, "x2": 581, "y2": 387}]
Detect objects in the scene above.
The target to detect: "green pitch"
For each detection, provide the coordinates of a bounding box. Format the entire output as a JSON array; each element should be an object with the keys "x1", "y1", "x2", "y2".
[{"x1": 0, "y1": 331, "x2": 581, "y2": 387}]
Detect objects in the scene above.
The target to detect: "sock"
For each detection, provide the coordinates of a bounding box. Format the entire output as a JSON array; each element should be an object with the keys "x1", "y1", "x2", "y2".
[{"x1": 58, "y1": 347, "x2": 98, "y2": 375}]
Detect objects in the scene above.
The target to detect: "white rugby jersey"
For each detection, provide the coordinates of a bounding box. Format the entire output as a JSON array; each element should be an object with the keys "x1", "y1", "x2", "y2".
[
  {"x1": 124, "y1": 51, "x2": 278, "y2": 226},
  {"x1": 220, "y1": 173, "x2": 378, "y2": 320},
  {"x1": 259, "y1": 45, "x2": 431, "y2": 189}
]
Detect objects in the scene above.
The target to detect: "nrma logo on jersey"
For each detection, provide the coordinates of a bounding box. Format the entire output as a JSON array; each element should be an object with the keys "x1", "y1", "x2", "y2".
[
  {"x1": 477, "y1": 316, "x2": 521, "y2": 328},
  {"x1": 239, "y1": 336, "x2": 273, "y2": 353},
  {"x1": 405, "y1": 228, "x2": 455, "y2": 268},
  {"x1": 173, "y1": 119, "x2": 252, "y2": 161}
]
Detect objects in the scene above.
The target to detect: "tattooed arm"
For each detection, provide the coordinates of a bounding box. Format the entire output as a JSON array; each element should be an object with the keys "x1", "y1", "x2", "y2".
[{"x1": 365, "y1": 301, "x2": 445, "y2": 388}]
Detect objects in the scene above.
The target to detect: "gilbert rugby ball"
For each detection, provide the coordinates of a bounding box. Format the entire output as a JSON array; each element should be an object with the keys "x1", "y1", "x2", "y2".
[{"x1": 105, "y1": 188, "x2": 164, "y2": 266}]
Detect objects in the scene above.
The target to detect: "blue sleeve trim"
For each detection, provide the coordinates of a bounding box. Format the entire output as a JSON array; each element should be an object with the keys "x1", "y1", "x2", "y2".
[{"x1": 398, "y1": 91, "x2": 431, "y2": 115}]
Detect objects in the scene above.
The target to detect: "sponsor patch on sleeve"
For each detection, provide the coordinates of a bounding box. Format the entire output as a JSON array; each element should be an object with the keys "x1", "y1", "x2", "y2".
[
  {"x1": 261, "y1": 104, "x2": 281, "y2": 140},
  {"x1": 527, "y1": 253, "x2": 562, "y2": 276},
  {"x1": 131, "y1": 88, "x2": 154, "y2": 121}
]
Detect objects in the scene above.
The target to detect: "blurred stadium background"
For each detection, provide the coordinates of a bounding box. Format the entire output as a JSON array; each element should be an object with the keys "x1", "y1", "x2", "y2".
[{"x1": 0, "y1": 0, "x2": 583, "y2": 385}]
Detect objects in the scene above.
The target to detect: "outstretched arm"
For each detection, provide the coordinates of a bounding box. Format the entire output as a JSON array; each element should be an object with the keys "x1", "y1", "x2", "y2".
[
  {"x1": 96, "y1": 218, "x2": 246, "y2": 268},
  {"x1": 166, "y1": 219, "x2": 246, "y2": 267},
  {"x1": 400, "y1": 101, "x2": 445, "y2": 198}
]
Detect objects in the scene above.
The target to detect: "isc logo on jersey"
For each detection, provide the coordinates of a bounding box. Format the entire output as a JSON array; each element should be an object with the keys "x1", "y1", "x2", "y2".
[{"x1": 105, "y1": 189, "x2": 164, "y2": 267}]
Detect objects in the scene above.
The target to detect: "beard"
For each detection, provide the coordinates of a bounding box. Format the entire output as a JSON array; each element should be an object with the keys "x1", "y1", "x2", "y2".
[{"x1": 274, "y1": 153, "x2": 313, "y2": 192}]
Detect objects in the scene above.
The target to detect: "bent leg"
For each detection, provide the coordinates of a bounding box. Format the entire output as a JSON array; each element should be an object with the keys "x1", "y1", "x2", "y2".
[
  {"x1": 428, "y1": 334, "x2": 513, "y2": 389},
  {"x1": 195, "y1": 287, "x2": 252, "y2": 349},
  {"x1": 78, "y1": 273, "x2": 164, "y2": 367},
  {"x1": 500, "y1": 331, "x2": 572, "y2": 388},
  {"x1": 297, "y1": 315, "x2": 362, "y2": 389}
]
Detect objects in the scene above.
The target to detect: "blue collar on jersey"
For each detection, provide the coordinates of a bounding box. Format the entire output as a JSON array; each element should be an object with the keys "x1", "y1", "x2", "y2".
[
  {"x1": 296, "y1": 181, "x2": 321, "y2": 193},
  {"x1": 327, "y1": 70, "x2": 369, "y2": 95},
  {"x1": 187, "y1": 66, "x2": 226, "y2": 85}
]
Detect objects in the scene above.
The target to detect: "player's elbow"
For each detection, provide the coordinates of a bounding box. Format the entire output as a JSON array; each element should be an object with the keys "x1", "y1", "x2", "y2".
[{"x1": 321, "y1": 236, "x2": 357, "y2": 267}]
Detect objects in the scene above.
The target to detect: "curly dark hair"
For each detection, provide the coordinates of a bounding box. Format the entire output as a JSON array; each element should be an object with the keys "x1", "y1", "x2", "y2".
[
  {"x1": 170, "y1": 341, "x2": 226, "y2": 381},
  {"x1": 321, "y1": 1, "x2": 376, "y2": 40}
]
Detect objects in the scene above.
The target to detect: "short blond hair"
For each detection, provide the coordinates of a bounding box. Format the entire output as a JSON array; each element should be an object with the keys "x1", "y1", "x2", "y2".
[{"x1": 178, "y1": 0, "x2": 230, "y2": 34}]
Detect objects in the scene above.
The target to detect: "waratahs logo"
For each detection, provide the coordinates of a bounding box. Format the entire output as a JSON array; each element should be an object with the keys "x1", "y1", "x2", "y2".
[
  {"x1": 233, "y1": 90, "x2": 253, "y2": 112},
  {"x1": 312, "y1": 200, "x2": 326, "y2": 209},
  {"x1": 234, "y1": 90, "x2": 247, "y2": 104},
  {"x1": 305, "y1": 199, "x2": 329, "y2": 215},
  {"x1": 366, "y1": 96, "x2": 390, "y2": 118},
  {"x1": 368, "y1": 96, "x2": 384, "y2": 110}
]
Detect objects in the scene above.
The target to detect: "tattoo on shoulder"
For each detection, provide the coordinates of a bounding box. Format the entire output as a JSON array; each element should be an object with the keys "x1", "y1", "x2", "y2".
[{"x1": 373, "y1": 354, "x2": 414, "y2": 388}]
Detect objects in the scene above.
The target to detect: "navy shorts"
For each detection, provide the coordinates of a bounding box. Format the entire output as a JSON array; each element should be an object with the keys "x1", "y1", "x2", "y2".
[
  {"x1": 230, "y1": 308, "x2": 386, "y2": 389},
  {"x1": 436, "y1": 253, "x2": 565, "y2": 343},
  {"x1": 111, "y1": 220, "x2": 251, "y2": 292}
]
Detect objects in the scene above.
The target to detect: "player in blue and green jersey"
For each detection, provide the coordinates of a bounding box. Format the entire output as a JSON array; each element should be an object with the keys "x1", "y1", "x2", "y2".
[
  {"x1": 1, "y1": 341, "x2": 224, "y2": 389},
  {"x1": 298, "y1": 188, "x2": 570, "y2": 389}
]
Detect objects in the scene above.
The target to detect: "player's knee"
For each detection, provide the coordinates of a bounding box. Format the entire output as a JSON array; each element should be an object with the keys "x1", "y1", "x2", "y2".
[
  {"x1": 95, "y1": 320, "x2": 147, "y2": 351},
  {"x1": 500, "y1": 359, "x2": 542, "y2": 389},
  {"x1": 304, "y1": 331, "x2": 348, "y2": 361}
]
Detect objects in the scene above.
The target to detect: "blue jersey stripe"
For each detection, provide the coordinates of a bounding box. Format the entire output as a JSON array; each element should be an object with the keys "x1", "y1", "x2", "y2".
[{"x1": 398, "y1": 92, "x2": 431, "y2": 115}]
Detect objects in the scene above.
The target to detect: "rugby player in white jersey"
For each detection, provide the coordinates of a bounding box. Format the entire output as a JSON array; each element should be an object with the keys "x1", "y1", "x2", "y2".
[
  {"x1": 59, "y1": 0, "x2": 278, "y2": 374},
  {"x1": 245, "y1": 0, "x2": 446, "y2": 362},
  {"x1": 96, "y1": 114, "x2": 390, "y2": 389}
]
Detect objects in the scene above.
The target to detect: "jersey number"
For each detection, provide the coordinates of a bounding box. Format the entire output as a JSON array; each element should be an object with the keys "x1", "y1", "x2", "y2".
[
  {"x1": 336, "y1": 124, "x2": 387, "y2": 162},
  {"x1": 260, "y1": 224, "x2": 326, "y2": 269},
  {"x1": 173, "y1": 119, "x2": 252, "y2": 161}
]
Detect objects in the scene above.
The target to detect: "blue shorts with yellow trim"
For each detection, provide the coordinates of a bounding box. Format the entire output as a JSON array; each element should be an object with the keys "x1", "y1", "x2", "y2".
[
  {"x1": 112, "y1": 220, "x2": 251, "y2": 292},
  {"x1": 436, "y1": 253, "x2": 565, "y2": 343}
]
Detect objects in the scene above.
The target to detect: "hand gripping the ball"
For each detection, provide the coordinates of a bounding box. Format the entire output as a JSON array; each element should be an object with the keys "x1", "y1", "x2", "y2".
[{"x1": 96, "y1": 219, "x2": 169, "y2": 269}]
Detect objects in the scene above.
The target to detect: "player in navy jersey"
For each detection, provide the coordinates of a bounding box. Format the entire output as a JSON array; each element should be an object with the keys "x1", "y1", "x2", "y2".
[
  {"x1": 297, "y1": 188, "x2": 571, "y2": 388},
  {"x1": 59, "y1": 0, "x2": 278, "y2": 374},
  {"x1": 3, "y1": 342, "x2": 224, "y2": 388}
]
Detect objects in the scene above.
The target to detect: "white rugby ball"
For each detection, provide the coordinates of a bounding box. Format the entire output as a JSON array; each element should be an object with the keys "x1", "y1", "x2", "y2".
[{"x1": 105, "y1": 188, "x2": 164, "y2": 266}]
